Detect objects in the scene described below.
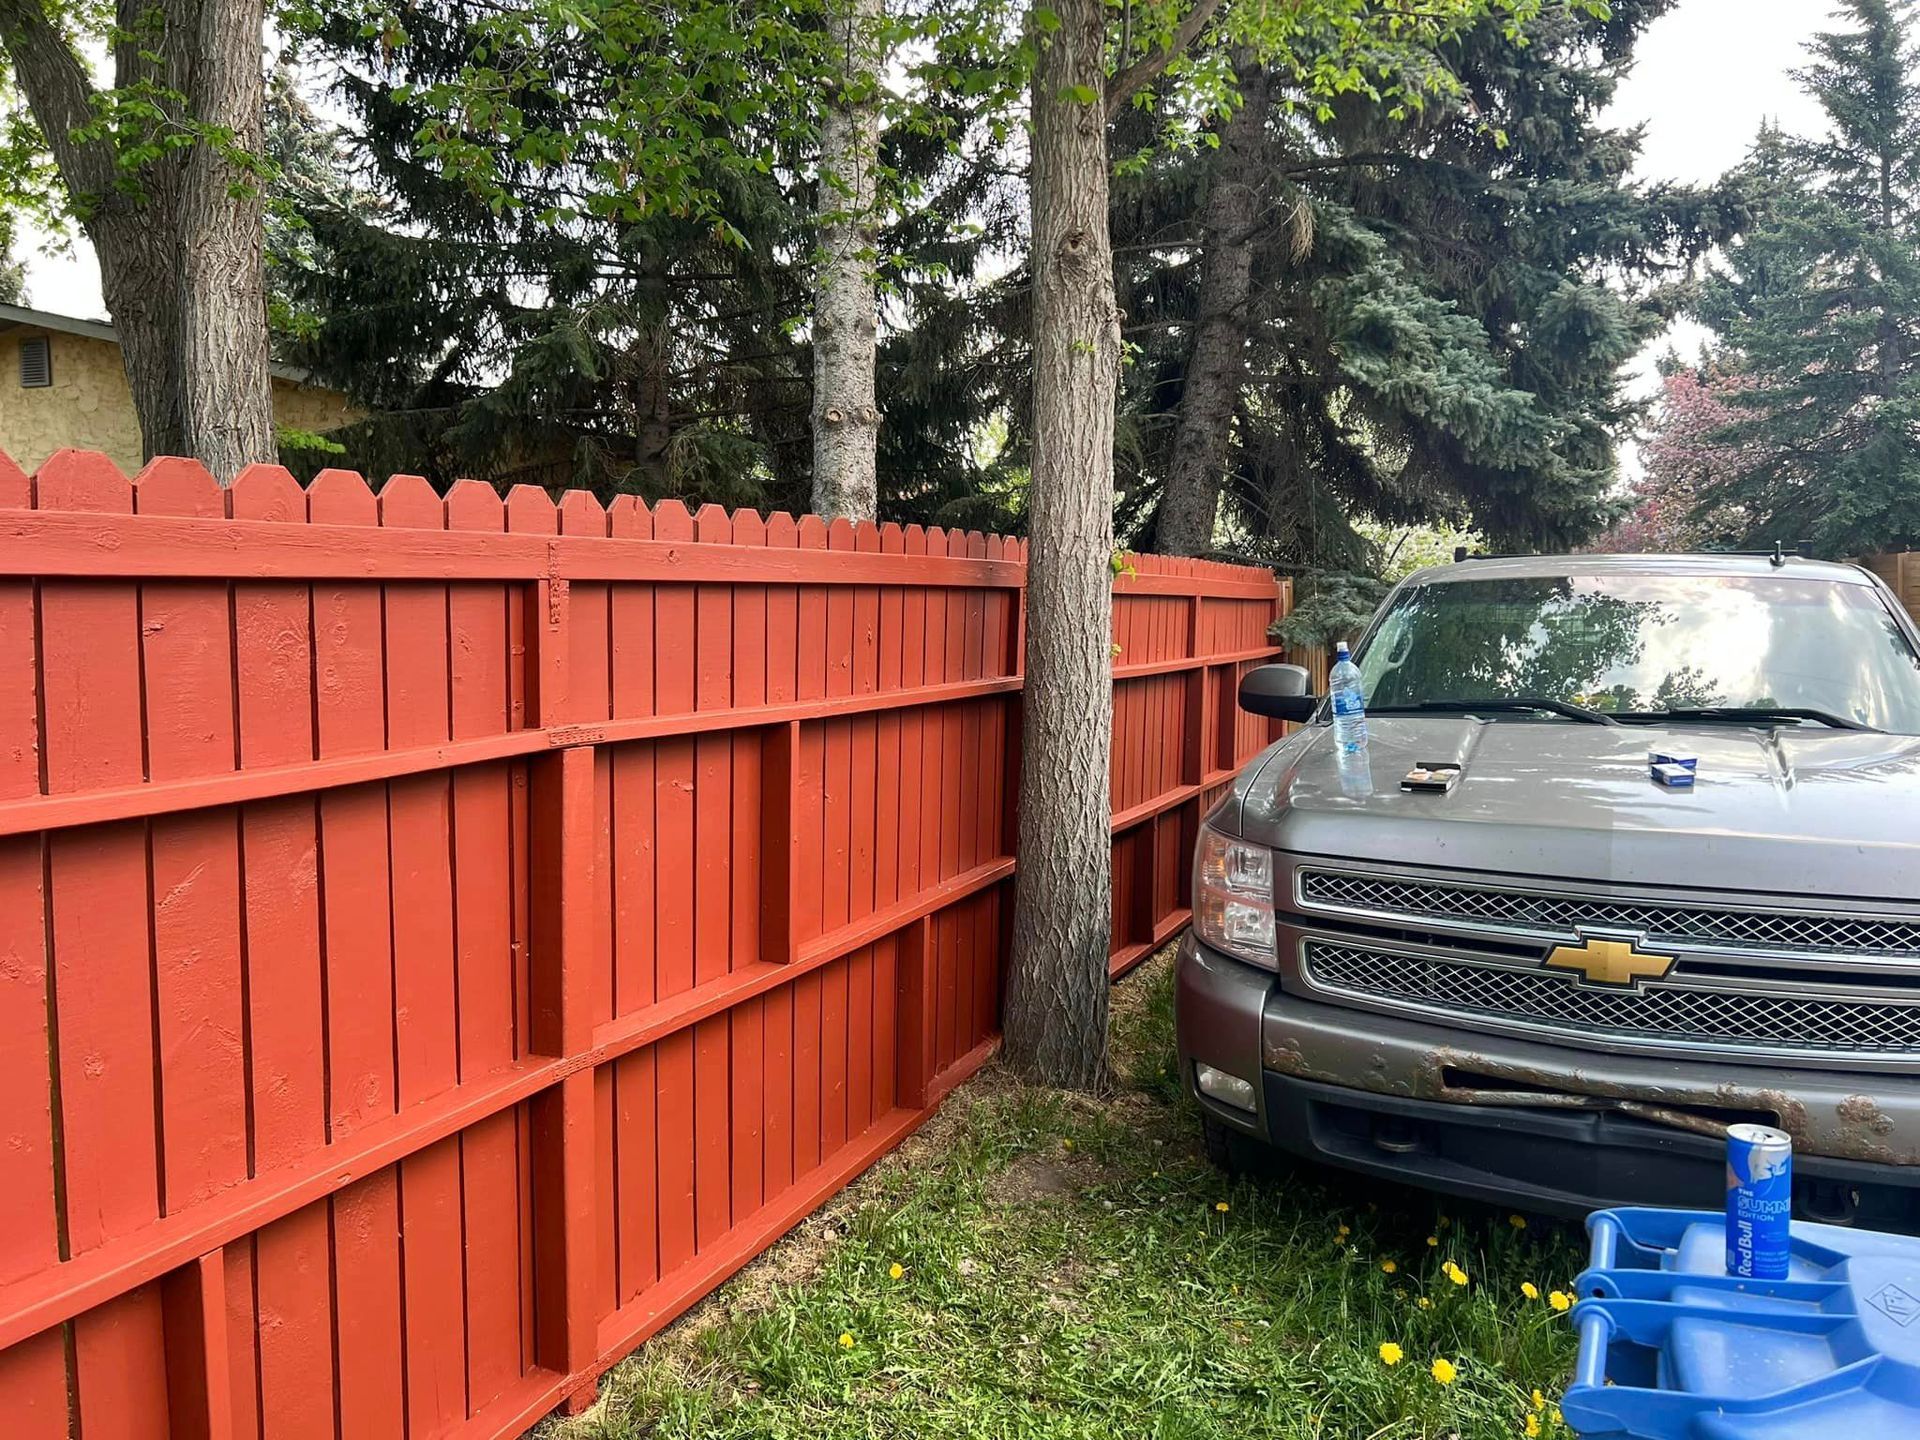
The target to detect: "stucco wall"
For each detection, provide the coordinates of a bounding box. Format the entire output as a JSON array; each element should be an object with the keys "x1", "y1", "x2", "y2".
[{"x1": 0, "y1": 325, "x2": 356, "y2": 476}]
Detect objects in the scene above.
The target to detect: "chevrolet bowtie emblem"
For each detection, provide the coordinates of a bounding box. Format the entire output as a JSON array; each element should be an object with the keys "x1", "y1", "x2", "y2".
[{"x1": 1544, "y1": 935, "x2": 1676, "y2": 986}]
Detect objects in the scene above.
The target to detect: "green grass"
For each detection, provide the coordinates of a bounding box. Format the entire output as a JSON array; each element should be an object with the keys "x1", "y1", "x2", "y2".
[{"x1": 561, "y1": 954, "x2": 1583, "y2": 1440}]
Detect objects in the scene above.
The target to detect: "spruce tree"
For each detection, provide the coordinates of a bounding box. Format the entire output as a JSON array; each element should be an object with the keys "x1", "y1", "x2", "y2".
[
  {"x1": 1697, "y1": 0, "x2": 1920, "y2": 553},
  {"x1": 278, "y1": 1, "x2": 1022, "y2": 515},
  {"x1": 1116, "y1": 1, "x2": 1740, "y2": 575}
]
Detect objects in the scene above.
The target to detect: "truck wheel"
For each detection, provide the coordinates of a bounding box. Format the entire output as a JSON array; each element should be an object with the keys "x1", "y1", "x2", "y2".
[{"x1": 1201, "y1": 1113, "x2": 1278, "y2": 1178}]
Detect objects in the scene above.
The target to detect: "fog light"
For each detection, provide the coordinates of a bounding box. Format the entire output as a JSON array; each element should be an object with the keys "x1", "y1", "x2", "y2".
[{"x1": 1195, "y1": 1063, "x2": 1257, "y2": 1112}]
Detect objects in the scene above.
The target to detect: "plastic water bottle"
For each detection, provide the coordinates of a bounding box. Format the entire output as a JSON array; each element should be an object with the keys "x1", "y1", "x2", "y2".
[{"x1": 1329, "y1": 641, "x2": 1368, "y2": 754}]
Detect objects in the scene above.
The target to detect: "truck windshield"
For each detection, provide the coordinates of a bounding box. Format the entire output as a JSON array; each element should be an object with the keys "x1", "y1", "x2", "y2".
[{"x1": 1356, "y1": 573, "x2": 1920, "y2": 733}]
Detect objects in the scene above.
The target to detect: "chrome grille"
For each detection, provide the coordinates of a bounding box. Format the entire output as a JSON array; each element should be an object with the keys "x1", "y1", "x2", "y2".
[
  {"x1": 1299, "y1": 870, "x2": 1920, "y2": 956},
  {"x1": 1303, "y1": 941, "x2": 1920, "y2": 1057}
]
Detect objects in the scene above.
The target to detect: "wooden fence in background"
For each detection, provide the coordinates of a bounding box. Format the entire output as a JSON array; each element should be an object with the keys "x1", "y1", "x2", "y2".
[
  {"x1": 0, "y1": 447, "x2": 1284, "y2": 1440},
  {"x1": 1865, "y1": 551, "x2": 1920, "y2": 627}
]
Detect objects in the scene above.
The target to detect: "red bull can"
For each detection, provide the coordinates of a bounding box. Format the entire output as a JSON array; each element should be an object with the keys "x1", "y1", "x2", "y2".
[{"x1": 1725, "y1": 1123, "x2": 1793, "y2": 1280}]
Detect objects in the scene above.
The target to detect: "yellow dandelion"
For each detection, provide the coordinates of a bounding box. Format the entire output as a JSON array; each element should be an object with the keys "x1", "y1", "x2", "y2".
[
  {"x1": 1215, "y1": 1201, "x2": 1231, "y2": 1214},
  {"x1": 889, "y1": 1262, "x2": 904, "y2": 1280},
  {"x1": 1446, "y1": 1263, "x2": 1470, "y2": 1287},
  {"x1": 1549, "y1": 1290, "x2": 1572, "y2": 1312},
  {"x1": 1381, "y1": 1260, "x2": 1398, "y2": 1274},
  {"x1": 1417, "y1": 1296, "x2": 1432, "y2": 1310},
  {"x1": 1062, "y1": 1138, "x2": 1074, "y2": 1151},
  {"x1": 1525, "y1": 1414, "x2": 1542, "y2": 1438},
  {"x1": 1522, "y1": 1282, "x2": 1541, "y2": 1301},
  {"x1": 1431, "y1": 1357, "x2": 1458, "y2": 1385},
  {"x1": 1510, "y1": 1213, "x2": 1528, "y2": 1230},
  {"x1": 1532, "y1": 1389, "x2": 1547, "y2": 1412},
  {"x1": 1337, "y1": 1224, "x2": 1351, "y2": 1240},
  {"x1": 1379, "y1": 1341, "x2": 1404, "y2": 1366},
  {"x1": 1426, "y1": 1235, "x2": 1440, "y2": 1247},
  {"x1": 837, "y1": 1332, "x2": 854, "y2": 1349}
]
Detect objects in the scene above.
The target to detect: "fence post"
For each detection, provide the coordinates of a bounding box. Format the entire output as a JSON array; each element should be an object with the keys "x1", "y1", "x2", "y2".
[{"x1": 525, "y1": 569, "x2": 600, "y2": 1414}]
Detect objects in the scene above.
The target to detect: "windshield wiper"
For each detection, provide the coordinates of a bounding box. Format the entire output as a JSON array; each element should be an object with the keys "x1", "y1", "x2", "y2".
[
  {"x1": 1615, "y1": 706, "x2": 1878, "y2": 732},
  {"x1": 1368, "y1": 698, "x2": 1621, "y2": 727}
]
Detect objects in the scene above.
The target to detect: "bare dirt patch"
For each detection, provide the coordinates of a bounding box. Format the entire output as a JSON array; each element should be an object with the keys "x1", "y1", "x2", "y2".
[{"x1": 988, "y1": 1151, "x2": 1081, "y2": 1205}]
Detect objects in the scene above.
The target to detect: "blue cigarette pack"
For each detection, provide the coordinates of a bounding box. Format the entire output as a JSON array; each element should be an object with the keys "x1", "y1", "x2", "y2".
[
  {"x1": 1651, "y1": 762, "x2": 1694, "y2": 788},
  {"x1": 1648, "y1": 750, "x2": 1697, "y2": 771}
]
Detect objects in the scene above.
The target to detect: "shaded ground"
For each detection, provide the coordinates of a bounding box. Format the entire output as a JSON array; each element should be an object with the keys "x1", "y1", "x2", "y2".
[{"x1": 554, "y1": 948, "x2": 1581, "y2": 1439}]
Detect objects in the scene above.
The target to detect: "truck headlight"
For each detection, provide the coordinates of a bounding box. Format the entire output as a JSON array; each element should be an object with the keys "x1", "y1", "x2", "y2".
[{"x1": 1194, "y1": 827, "x2": 1277, "y2": 967}]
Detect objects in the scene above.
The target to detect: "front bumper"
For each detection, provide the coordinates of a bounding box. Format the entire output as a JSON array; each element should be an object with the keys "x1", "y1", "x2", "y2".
[{"x1": 1175, "y1": 934, "x2": 1920, "y2": 1230}]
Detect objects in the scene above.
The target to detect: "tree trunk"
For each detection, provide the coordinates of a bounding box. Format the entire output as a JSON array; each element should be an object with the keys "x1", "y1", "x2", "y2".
[
  {"x1": 0, "y1": 0, "x2": 274, "y2": 478},
  {"x1": 810, "y1": 0, "x2": 884, "y2": 521},
  {"x1": 1154, "y1": 62, "x2": 1274, "y2": 556},
  {"x1": 175, "y1": 0, "x2": 275, "y2": 479},
  {"x1": 1003, "y1": 0, "x2": 1118, "y2": 1092},
  {"x1": 96, "y1": 226, "x2": 194, "y2": 460},
  {"x1": 633, "y1": 332, "x2": 674, "y2": 492}
]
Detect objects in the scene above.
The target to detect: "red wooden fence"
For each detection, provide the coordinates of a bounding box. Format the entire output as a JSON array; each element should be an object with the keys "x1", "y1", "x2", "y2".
[{"x1": 0, "y1": 447, "x2": 1284, "y2": 1439}]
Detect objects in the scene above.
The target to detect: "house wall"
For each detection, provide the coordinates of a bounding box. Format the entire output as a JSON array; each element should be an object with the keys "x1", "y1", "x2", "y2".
[{"x1": 0, "y1": 325, "x2": 355, "y2": 474}]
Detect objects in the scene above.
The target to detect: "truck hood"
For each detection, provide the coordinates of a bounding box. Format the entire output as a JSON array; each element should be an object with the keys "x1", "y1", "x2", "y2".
[{"x1": 1236, "y1": 717, "x2": 1920, "y2": 901}]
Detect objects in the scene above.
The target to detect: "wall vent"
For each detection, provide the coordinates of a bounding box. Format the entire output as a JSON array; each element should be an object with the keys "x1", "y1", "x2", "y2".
[{"x1": 18, "y1": 335, "x2": 52, "y2": 388}]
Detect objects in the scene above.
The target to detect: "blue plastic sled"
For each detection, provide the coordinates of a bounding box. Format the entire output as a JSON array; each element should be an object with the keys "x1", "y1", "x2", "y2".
[{"x1": 1565, "y1": 1207, "x2": 1920, "y2": 1438}]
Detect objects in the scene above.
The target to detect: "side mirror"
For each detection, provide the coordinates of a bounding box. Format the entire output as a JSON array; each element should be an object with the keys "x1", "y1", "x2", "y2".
[{"x1": 1239, "y1": 663, "x2": 1318, "y2": 723}]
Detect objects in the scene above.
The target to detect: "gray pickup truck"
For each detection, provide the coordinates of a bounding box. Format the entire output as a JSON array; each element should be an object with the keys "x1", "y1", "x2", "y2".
[{"x1": 1177, "y1": 552, "x2": 1920, "y2": 1230}]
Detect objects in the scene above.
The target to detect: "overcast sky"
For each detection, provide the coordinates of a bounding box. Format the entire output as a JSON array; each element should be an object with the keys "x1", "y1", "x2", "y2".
[
  {"x1": 1604, "y1": 0, "x2": 1832, "y2": 397},
  {"x1": 13, "y1": 1, "x2": 1841, "y2": 389}
]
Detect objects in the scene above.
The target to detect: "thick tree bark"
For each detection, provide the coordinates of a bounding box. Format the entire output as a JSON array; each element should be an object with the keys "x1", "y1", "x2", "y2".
[
  {"x1": 632, "y1": 333, "x2": 674, "y2": 491},
  {"x1": 176, "y1": 0, "x2": 275, "y2": 478},
  {"x1": 1155, "y1": 62, "x2": 1274, "y2": 556},
  {"x1": 0, "y1": 0, "x2": 275, "y2": 477},
  {"x1": 810, "y1": 0, "x2": 883, "y2": 521},
  {"x1": 1003, "y1": 0, "x2": 1118, "y2": 1092}
]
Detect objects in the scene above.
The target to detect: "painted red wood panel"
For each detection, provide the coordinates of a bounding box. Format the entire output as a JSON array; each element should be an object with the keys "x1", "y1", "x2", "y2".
[
  {"x1": 595, "y1": 1063, "x2": 620, "y2": 1323},
  {"x1": 381, "y1": 481, "x2": 461, "y2": 1111},
  {"x1": 757, "y1": 518, "x2": 800, "y2": 1207},
  {"x1": 613, "y1": 1046, "x2": 659, "y2": 1304},
  {"x1": 309, "y1": 471, "x2": 398, "y2": 1144},
  {"x1": 35, "y1": 454, "x2": 173, "y2": 1432},
  {"x1": 820, "y1": 531, "x2": 855, "y2": 1155},
  {"x1": 402, "y1": 1135, "x2": 469, "y2": 1432},
  {"x1": 0, "y1": 468, "x2": 54, "y2": 1345},
  {"x1": 305, "y1": 470, "x2": 406, "y2": 1440},
  {"x1": 229, "y1": 465, "x2": 337, "y2": 1440},
  {"x1": 331, "y1": 1172, "x2": 405, "y2": 1440},
  {"x1": 654, "y1": 1027, "x2": 697, "y2": 1276},
  {"x1": 0, "y1": 837, "x2": 61, "y2": 1426},
  {"x1": 254, "y1": 1199, "x2": 335, "y2": 1440},
  {"x1": 136, "y1": 462, "x2": 249, "y2": 1218},
  {"x1": 446, "y1": 482, "x2": 529, "y2": 1414}
]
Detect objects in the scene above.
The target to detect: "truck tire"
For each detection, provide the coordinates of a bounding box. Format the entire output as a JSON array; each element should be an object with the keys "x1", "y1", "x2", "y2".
[{"x1": 1201, "y1": 1113, "x2": 1280, "y2": 1178}]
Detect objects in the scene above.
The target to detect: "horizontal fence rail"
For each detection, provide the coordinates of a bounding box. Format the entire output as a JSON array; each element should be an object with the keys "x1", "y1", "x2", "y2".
[{"x1": 0, "y1": 447, "x2": 1285, "y2": 1438}]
